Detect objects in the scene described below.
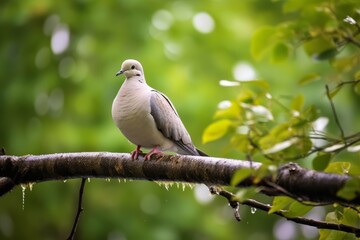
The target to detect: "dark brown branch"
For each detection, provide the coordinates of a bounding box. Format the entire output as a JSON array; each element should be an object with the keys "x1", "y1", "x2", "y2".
[
  {"x1": 211, "y1": 188, "x2": 360, "y2": 237},
  {"x1": 0, "y1": 177, "x2": 15, "y2": 196},
  {"x1": 0, "y1": 152, "x2": 359, "y2": 205},
  {"x1": 67, "y1": 178, "x2": 86, "y2": 240}
]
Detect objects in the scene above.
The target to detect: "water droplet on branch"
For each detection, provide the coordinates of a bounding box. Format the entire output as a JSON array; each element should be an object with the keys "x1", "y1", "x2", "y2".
[{"x1": 251, "y1": 207, "x2": 257, "y2": 214}]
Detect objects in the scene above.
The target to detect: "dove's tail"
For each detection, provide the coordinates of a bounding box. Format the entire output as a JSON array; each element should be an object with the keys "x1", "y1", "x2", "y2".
[{"x1": 196, "y1": 148, "x2": 208, "y2": 156}]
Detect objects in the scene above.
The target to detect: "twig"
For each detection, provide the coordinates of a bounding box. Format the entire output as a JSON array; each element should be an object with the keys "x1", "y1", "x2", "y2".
[
  {"x1": 336, "y1": 18, "x2": 360, "y2": 48},
  {"x1": 329, "y1": 80, "x2": 360, "y2": 98},
  {"x1": 284, "y1": 132, "x2": 360, "y2": 161},
  {"x1": 335, "y1": 80, "x2": 360, "y2": 88},
  {"x1": 344, "y1": 35, "x2": 360, "y2": 48},
  {"x1": 212, "y1": 187, "x2": 360, "y2": 237},
  {"x1": 262, "y1": 179, "x2": 303, "y2": 201},
  {"x1": 209, "y1": 186, "x2": 241, "y2": 221},
  {"x1": 67, "y1": 178, "x2": 86, "y2": 240},
  {"x1": 326, "y1": 84, "x2": 345, "y2": 141}
]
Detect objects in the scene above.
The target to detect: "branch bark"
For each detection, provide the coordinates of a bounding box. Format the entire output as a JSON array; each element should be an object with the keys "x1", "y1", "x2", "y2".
[{"x1": 0, "y1": 152, "x2": 358, "y2": 206}]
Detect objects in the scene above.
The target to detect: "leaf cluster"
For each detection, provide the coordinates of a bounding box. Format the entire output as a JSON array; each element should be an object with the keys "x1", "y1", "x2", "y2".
[{"x1": 203, "y1": 0, "x2": 360, "y2": 238}]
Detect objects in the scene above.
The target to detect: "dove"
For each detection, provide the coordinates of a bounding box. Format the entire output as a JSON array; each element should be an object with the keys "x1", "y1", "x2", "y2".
[{"x1": 112, "y1": 59, "x2": 207, "y2": 160}]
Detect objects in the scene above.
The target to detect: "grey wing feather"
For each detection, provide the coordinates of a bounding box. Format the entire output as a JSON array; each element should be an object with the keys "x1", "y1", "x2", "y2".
[{"x1": 150, "y1": 90, "x2": 199, "y2": 155}]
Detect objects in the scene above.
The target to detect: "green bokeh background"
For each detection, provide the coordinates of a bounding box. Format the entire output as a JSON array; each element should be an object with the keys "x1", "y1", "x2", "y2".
[{"x1": 1, "y1": 1, "x2": 359, "y2": 239}]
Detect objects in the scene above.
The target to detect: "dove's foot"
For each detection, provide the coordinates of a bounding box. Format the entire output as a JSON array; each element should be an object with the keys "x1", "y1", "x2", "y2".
[
  {"x1": 131, "y1": 145, "x2": 143, "y2": 160},
  {"x1": 144, "y1": 146, "x2": 163, "y2": 160}
]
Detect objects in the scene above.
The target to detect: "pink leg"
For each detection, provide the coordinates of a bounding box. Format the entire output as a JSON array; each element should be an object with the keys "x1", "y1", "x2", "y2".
[
  {"x1": 131, "y1": 145, "x2": 143, "y2": 160},
  {"x1": 144, "y1": 146, "x2": 163, "y2": 160}
]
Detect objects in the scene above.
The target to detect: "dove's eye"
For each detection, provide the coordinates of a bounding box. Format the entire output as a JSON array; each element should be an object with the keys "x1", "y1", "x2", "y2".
[{"x1": 131, "y1": 65, "x2": 135, "y2": 70}]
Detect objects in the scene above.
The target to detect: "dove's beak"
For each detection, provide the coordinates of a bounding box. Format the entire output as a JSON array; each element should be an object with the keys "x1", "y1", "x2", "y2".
[{"x1": 115, "y1": 70, "x2": 124, "y2": 76}]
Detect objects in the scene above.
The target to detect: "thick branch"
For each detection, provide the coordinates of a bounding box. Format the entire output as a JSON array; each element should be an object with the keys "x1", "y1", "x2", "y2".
[{"x1": 0, "y1": 152, "x2": 358, "y2": 205}]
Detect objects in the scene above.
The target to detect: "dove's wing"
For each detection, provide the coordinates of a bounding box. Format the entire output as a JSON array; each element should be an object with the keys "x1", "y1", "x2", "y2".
[{"x1": 150, "y1": 89, "x2": 199, "y2": 155}]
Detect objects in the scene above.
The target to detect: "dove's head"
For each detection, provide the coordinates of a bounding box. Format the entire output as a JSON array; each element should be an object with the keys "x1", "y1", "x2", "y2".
[{"x1": 116, "y1": 59, "x2": 144, "y2": 79}]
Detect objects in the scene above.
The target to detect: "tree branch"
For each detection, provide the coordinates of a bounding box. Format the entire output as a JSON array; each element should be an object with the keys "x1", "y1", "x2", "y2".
[
  {"x1": 210, "y1": 187, "x2": 360, "y2": 237},
  {"x1": 0, "y1": 152, "x2": 359, "y2": 206},
  {"x1": 0, "y1": 177, "x2": 15, "y2": 196},
  {"x1": 67, "y1": 178, "x2": 86, "y2": 240}
]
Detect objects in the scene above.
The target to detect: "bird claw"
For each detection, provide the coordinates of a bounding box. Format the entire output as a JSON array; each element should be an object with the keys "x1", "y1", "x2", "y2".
[
  {"x1": 144, "y1": 146, "x2": 163, "y2": 160},
  {"x1": 131, "y1": 146, "x2": 143, "y2": 160}
]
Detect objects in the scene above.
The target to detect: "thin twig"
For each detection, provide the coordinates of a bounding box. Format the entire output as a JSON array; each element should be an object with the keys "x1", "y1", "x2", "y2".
[
  {"x1": 344, "y1": 35, "x2": 360, "y2": 48},
  {"x1": 330, "y1": 80, "x2": 360, "y2": 96},
  {"x1": 262, "y1": 179, "x2": 303, "y2": 201},
  {"x1": 211, "y1": 187, "x2": 360, "y2": 237},
  {"x1": 336, "y1": 80, "x2": 360, "y2": 88},
  {"x1": 209, "y1": 186, "x2": 241, "y2": 221},
  {"x1": 67, "y1": 178, "x2": 86, "y2": 240},
  {"x1": 278, "y1": 132, "x2": 360, "y2": 161},
  {"x1": 326, "y1": 84, "x2": 345, "y2": 141}
]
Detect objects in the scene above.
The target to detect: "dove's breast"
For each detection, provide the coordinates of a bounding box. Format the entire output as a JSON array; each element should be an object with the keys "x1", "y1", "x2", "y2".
[{"x1": 112, "y1": 80, "x2": 173, "y2": 150}]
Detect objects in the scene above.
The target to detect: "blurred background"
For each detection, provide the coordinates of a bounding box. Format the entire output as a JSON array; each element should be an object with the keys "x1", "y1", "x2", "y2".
[{"x1": 1, "y1": 1, "x2": 359, "y2": 239}]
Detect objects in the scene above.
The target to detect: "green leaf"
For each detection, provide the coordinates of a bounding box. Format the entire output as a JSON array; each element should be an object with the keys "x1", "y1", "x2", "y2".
[
  {"x1": 282, "y1": 0, "x2": 306, "y2": 12},
  {"x1": 202, "y1": 119, "x2": 233, "y2": 144},
  {"x1": 316, "y1": 48, "x2": 339, "y2": 60},
  {"x1": 269, "y1": 196, "x2": 293, "y2": 214},
  {"x1": 271, "y1": 42, "x2": 289, "y2": 63},
  {"x1": 269, "y1": 196, "x2": 312, "y2": 217},
  {"x1": 312, "y1": 153, "x2": 332, "y2": 171},
  {"x1": 244, "y1": 104, "x2": 274, "y2": 122},
  {"x1": 302, "y1": 6, "x2": 336, "y2": 30},
  {"x1": 259, "y1": 122, "x2": 291, "y2": 149},
  {"x1": 293, "y1": 137, "x2": 312, "y2": 157},
  {"x1": 214, "y1": 102, "x2": 240, "y2": 120},
  {"x1": 320, "y1": 210, "x2": 358, "y2": 240},
  {"x1": 230, "y1": 134, "x2": 250, "y2": 153},
  {"x1": 251, "y1": 26, "x2": 276, "y2": 60},
  {"x1": 355, "y1": 81, "x2": 360, "y2": 95},
  {"x1": 298, "y1": 73, "x2": 321, "y2": 86},
  {"x1": 263, "y1": 138, "x2": 298, "y2": 154},
  {"x1": 331, "y1": 56, "x2": 357, "y2": 72},
  {"x1": 348, "y1": 164, "x2": 360, "y2": 175},
  {"x1": 342, "y1": 208, "x2": 359, "y2": 227},
  {"x1": 324, "y1": 162, "x2": 351, "y2": 174},
  {"x1": 252, "y1": 163, "x2": 277, "y2": 184},
  {"x1": 325, "y1": 211, "x2": 339, "y2": 223},
  {"x1": 337, "y1": 177, "x2": 360, "y2": 200},
  {"x1": 284, "y1": 201, "x2": 312, "y2": 218},
  {"x1": 291, "y1": 94, "x2": 304, "y2": 112},
  {"x1": 355, "y1": 71, "x2": 360, "y2": 80},
  {"x1": 235, "y1": 187, "x2": 258, "y2": 203},
  {"x1": 231, "y1": 168, "x2": 253, "y2": 186},
  {"x1": 245, "y1": 79, "x2": 270, "y2": 89},
  {"x1": 303, "y1": 105, "x2": 319, "y2": 122},
  {"x1": 319, "y1": 212, "x2": 346, "y2": 240},
  {"x1": 303, "y1": 36, "x2": 337, "y2": 60}
]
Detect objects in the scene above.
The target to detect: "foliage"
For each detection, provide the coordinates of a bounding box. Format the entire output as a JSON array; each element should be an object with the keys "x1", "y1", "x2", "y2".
[{"x1": 203, "y1": 0, "x2": 360, "y2": 238}]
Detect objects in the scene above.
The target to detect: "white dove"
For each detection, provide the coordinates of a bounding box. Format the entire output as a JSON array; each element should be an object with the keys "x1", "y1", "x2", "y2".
[{"x1": 112, "y1": 59, "x2": 207, "y2": 160}]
